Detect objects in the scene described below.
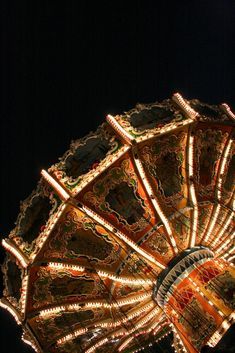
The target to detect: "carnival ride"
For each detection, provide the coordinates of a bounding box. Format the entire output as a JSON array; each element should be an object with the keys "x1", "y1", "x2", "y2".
[{"x1": 1, "y1": 93, "x2": 235, "y2": 353}]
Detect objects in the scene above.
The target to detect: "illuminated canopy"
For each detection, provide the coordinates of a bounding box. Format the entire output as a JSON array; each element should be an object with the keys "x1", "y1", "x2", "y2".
[{"x1": 1, "y1": 93, "x2": 235, "y2": 353}]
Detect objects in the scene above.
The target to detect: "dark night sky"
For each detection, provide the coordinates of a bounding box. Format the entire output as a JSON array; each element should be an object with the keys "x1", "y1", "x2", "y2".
[{"x1": 1, "y1": 1, "x2": 235, "y2": 352}]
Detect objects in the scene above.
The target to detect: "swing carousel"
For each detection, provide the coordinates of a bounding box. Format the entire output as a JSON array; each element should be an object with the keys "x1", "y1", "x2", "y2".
[{"x1": 1, "y1": 93, "x2": 235, "y2": 353}]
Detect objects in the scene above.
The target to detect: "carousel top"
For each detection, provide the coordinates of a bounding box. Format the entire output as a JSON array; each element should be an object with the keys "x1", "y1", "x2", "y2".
[{"x1": 1, "y1": 93, "x2": 235, "y2": 353}]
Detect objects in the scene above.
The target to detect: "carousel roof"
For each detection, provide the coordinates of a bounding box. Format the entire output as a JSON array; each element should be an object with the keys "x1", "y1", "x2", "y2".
[{"x1": 1, "y1": 93, "x2": 235, "y2": 353}]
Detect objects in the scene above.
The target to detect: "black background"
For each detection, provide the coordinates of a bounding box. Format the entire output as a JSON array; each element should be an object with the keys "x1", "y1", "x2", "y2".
[{"x1": 1, "y1": 1, "x2": 235, "y2": 352}]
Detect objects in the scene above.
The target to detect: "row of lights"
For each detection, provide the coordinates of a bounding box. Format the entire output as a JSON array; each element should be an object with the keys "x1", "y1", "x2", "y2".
[
  {"x1": 48, "y1": 262, "x2": 85, "y2": 272},
  {"x1": 57, "y1": 300, "x2": 155, "y2": 346},
  {"x1": 210, "y1": 211, "x2": 234, "y2": 248},
  {"x1": 22, "y1": 333, "x2": 40, "y2": 353},
  {"x1": 0, "y1": 299, "x2": 21, "y2": 325},
  {"x1": 155, "y1": 329, "x2": 171, "y2": 343},
  {"x1": 216, "y1": 139, "x2": 233, "y2": 200},
  {"x1": 20, "y1": 275, "x2": 29, "y2": 315},
  {"x1": 97, "y1": 270, "x2": 153, "y2": 285},
  {"x1": 118, "y1": 336, "x2": 134, "y2": 351},
  {"x1": 216, "y1": 233, "x2": 235, "y2": 257},
  {"x1": 133, "y1": 154, "x2": 178, "y2": 255},
  {"x1": 127, "y1": 306, "x2": 161, "y2": 334},
  {"x1": 130, "y1": 324, "x2": 171, "y2": 353},
  {"x1": 188, "y1": 134, "x2": 198, "y2": 248},
  {"x1": 221, "y1": 103, "x2": 235, "y2": 121},
  {"x1": 106, "y1": 114, "x2": 135, "y2": 145},
  {"x1": 110, "y1": 306, "x2": 161, "y2": 339},
  {"x1": 204, "y1": 204, "x2": 221, "y2": 244},
  {"x1": 139, "y1": 319, "x2": 161, "y2": 336},
  {"x1": 152, "y1": 319, "x2": 167, "y2": 336},
  {"x1": 172, "y1": 93, "x2": 198, "y2": 120},
  {"x1": 227, "y1": 253, "x2": 235, "y2": 262},
  {"x1": 86, "y1": 306, "x2": 162, "y2": 353},
  {"x1": 137, "y1": 115, "x2": 195, "y2": 144},
  {"x1": 119, "y1": 322, "x2": 161, "y2": 352},
  {"x1": 95, "y1": 300, "x2": 155, "y2": 328},
  {"x1": 48, "y1": 262, "x2": 153, "y2": 285},
  {"x1": 2, "y1": 239, "x2": 29, "y2": 269},
  {"x1": 135, "y1": 317, "x2": 167, "y2": 338},
  {"x1": 39, "y1": 291, "x2": 152, "y2": 317},
  {"x1": 85, "y1": 337, "x2": 108, "y2": 353},
  {"x1": 57, "y1": 328, "x2": 88, "y2": 345},
  {"x1": 222, "y1": 242, "x2": 235, "y2": 259},
  {"x1": 41, "y1": 170, "x2": 70, "y2": 201}
]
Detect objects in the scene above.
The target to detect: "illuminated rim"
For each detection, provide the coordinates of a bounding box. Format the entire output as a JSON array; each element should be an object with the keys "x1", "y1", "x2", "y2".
[{"x1": 153, "y1": 246, "x2": 214, "y2": 307}]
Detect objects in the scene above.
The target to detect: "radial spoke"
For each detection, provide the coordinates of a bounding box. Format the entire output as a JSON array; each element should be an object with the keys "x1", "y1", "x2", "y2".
[
  {"x1": 172, "y1": 93, "x2": 198, "y2": 120},
  {"x1": 39, "y1": 291, "x2": 152, "y2": 317},
  {"x1": 57, "y1": 328, "x2": 88, "y2": 346},
  {"x1": 215, "y1": 232, "x2": 235, "y2": 257},
  {"x1": 118, "y1": 336, "x2": 134, "y2": 352},
  {"x1": 210, "y1": 211, "x2": 234, "y2": 249},
  {"x1": 132, "y1": 150, "x2": 178, "y2": 254},
  {"x1": 85, "y1": 305, "x2": 162, "y2": 353},
  {"x1": 202, "y1": 137, "x2": 234, "y2": 245},
  {"x1": 21, "y1": 274, "x2": 29, "y2": 317},
  {"x1": 41, "y1": 169, "x2": 70, "y2": 201},
  {"x1": 106, "y1": 114, "x2": 135, "y2": 145},
  {"x1": 96, "y1": 299, "x2": 155, "y2": 328},
  {"x1": 187, "y1": 132, "x2": 198, "y2": 248},
  {"x1": 46, "y1": 261, "x2": 153, "y2": 286},
  {"x1": 79, "y1": 203, "x2": 165, "y2": 270},
  {"x1": 56, "y1": 300, "x2": 155, "y2": 347}
]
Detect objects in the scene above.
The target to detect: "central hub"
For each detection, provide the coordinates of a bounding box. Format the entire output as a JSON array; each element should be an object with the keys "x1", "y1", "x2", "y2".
[{"x1": 153, "y1": 246, "x2": 214, "y2": 307}]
